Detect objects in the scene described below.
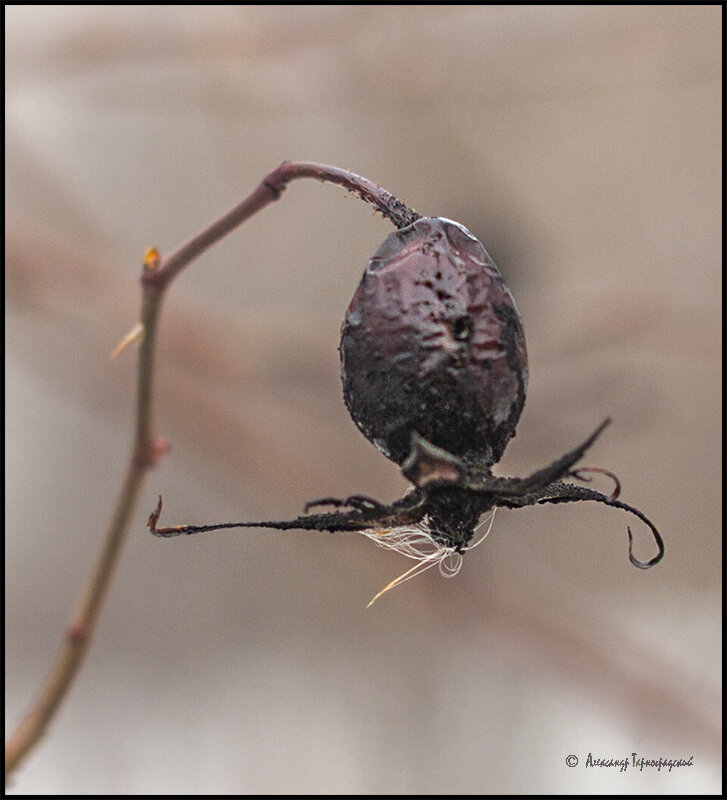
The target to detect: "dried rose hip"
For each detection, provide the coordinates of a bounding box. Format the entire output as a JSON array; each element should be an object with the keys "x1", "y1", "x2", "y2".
[
  {"x1": 340, "y1": 217, "x2": 528, "y2": 468},
  {"x1": 150, "y1": 166, "x2": 663, "y2": 594}
]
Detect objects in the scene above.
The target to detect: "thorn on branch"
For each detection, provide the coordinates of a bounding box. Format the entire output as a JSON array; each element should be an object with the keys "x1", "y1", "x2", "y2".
[{"x1": 111, "y1": 322, "x2": 145, "y2": 359}]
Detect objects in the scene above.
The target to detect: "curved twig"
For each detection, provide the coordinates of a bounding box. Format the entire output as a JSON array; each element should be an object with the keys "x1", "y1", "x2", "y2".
[{"x1": 5, "y1": 162, "x2": 417, "y2": 781}]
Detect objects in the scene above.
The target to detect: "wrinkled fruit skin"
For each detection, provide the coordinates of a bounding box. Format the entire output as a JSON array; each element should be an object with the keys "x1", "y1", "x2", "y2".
[{"x1": 340, "y1": 217, "x2": 528, "y2": 469}]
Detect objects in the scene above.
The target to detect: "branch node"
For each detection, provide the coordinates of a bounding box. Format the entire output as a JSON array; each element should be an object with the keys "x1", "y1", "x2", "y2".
[
  {"x1": 134, "y1": 438, "x2": 169, "y2": 471},
  {"x1": 65, "y1": 621, "x2": 90, "y2": 645},
  {"x1": 263, "y1": 179, "x2": 285, "y2": 200}
]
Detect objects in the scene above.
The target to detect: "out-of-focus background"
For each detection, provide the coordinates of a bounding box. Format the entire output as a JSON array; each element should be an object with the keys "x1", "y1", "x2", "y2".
[{"x1": 5, "y1": 5, "x2": 721, "y2": 794}]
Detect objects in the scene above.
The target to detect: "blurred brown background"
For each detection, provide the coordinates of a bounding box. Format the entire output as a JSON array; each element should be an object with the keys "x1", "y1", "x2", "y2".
[{"x1": 5, "y1": 5, "x2": 721, "y2": 794}]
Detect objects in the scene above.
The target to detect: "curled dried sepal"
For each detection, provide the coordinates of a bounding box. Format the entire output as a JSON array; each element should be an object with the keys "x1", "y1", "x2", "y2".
[
  {"x1": 569, "y1": 466, "x2": 621, "y2": 500},
  {"x1": 526, "y1": 483, "x2": 664, "y2": 569},
  {"x1": 147, "y1": 495, "x2": 163, "y2": 532},
  {"x1": 149, "y1": 421, "x2": 663, "y2": 574}
]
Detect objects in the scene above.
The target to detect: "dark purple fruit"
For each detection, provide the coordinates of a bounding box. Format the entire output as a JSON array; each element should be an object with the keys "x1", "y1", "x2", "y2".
[
  {"x1": 340, "y1": 217, "x2": 528, "y2": 468},
  {"x1": 150, "y1": 173, "x2": 663, "y2": 575}
]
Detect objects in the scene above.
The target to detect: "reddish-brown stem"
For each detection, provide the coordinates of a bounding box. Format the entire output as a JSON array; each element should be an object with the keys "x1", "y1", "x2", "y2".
[
  {"x1": 5, "y1": 162, "x2": 416, "y2": 782},
  {"x1": 144, "y1": 161, "x2": 419, "y2": 292}
]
